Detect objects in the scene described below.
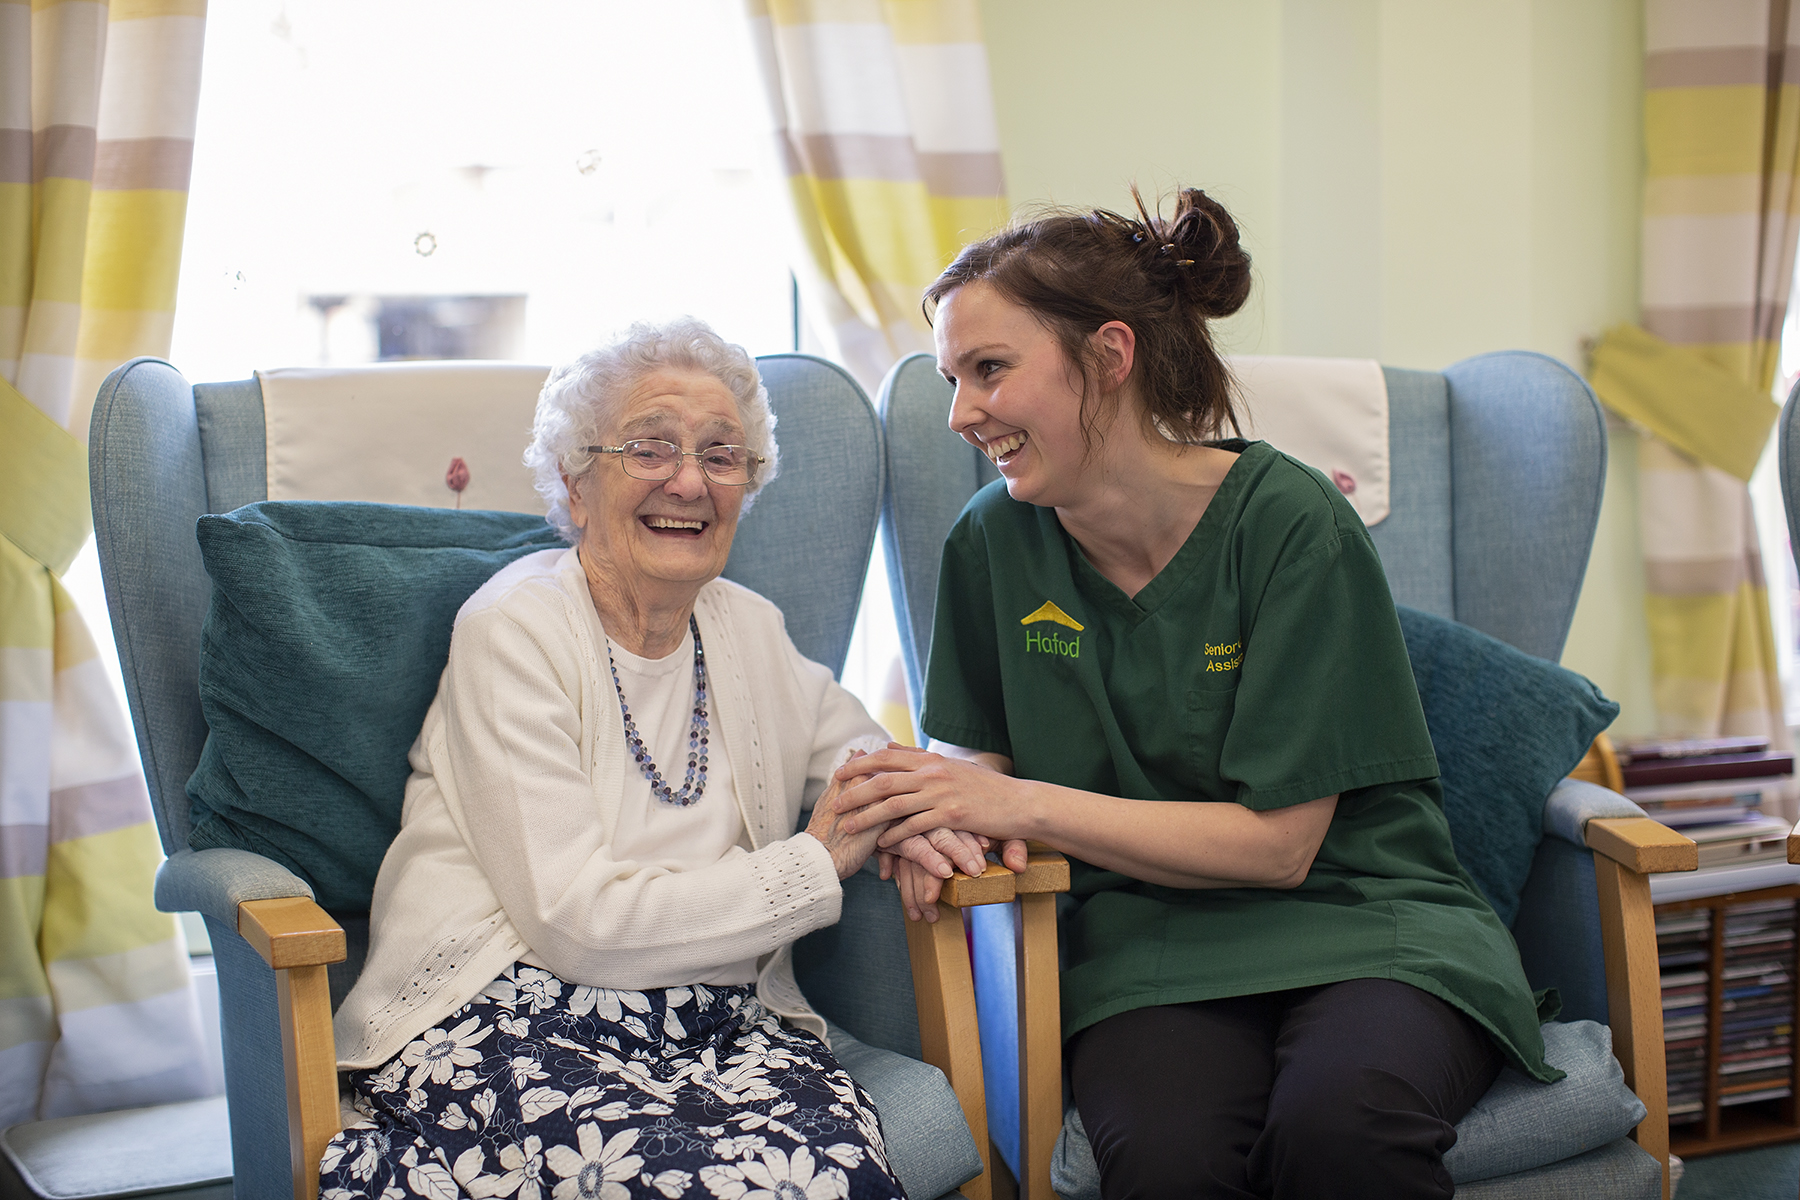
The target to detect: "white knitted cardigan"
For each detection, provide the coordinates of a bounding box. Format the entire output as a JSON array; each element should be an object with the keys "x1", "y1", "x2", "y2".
[{"x1": 334, "y1": 549, "x2": 887, "y2": 1069}]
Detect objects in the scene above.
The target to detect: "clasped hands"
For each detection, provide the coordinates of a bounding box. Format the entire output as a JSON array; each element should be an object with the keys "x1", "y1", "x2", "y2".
[{"x1": 814, "y1": 744, "x2": 1030, "y2": 923}]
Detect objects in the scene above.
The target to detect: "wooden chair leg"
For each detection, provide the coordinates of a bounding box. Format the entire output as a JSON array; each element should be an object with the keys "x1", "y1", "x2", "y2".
[
  {"x1": 278, "y1": 963, "x2": 341, "y2": 1200},
  {"x1": 240, "y1": 897, "x2": 346, "y2": 1200},
  {"x1": 917, "y1": 851, "x2": 1069, "y2": 1200},
  {"x1": 1015, "y1": 893, "x2": 1060, "y2": 1200},
  {"x1": 908, "y1": 902, "x2": 993, "y2": 1200},
  {"x1": 1594, "y1": 854, "x2": 1671, "y2": 1200}
]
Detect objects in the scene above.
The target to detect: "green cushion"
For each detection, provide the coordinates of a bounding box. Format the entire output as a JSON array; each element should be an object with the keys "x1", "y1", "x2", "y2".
[
  {"x1": 185, "y1": 501, "x2": 564, "y2": 913},
  {"x1": 1395, "y1": 605, "x2": 1619, "y2": 927}
]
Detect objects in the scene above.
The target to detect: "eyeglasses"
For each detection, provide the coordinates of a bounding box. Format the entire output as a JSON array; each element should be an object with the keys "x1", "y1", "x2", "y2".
[{"x1": 585, "y1": 440, "x2": 763, "y2": 486}]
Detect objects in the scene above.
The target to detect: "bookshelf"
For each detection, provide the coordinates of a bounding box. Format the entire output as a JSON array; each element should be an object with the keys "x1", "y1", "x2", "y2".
[
  {"x1": 1575, "y1": 733, "x2": 1800, "y2": 1156},
  {"x1": 1653, "y1": 879, "x2": 1800, "y2": 1156}
]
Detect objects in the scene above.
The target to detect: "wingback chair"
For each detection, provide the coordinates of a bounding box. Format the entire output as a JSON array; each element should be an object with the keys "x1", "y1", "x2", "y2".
[
  {"x1": 1777, "y1": 382, "x2": 1800, "y2": 871},
  {"x1": 88, "y1": 356, "x2": 987, "y2": 1200},
  {"x1": 1780, "y1": 378, "x2": 1800, "y2": 560},
  {"x1": 879, "y1": 350, "x2": 1697, "y2": 1200}
]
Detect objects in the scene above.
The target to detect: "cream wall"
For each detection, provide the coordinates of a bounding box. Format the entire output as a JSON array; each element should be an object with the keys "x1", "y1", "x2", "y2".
[{"x1": 976, "y1": 0, "x2": 1655, "y2": 732}]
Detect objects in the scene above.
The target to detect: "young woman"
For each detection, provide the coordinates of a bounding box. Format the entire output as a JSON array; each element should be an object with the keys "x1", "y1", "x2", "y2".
[{"x1": 834, "y1": 190, "x2": 1556, "y2": 1199}]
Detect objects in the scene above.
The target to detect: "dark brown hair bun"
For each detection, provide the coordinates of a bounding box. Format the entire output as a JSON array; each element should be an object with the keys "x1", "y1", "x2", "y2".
[
  {"x1": 1149, "y1": 187, "x2": 1252, "y2": 320},
  {"x1": 923, "y1": 184, "x2": 1251, "y2": 446}
]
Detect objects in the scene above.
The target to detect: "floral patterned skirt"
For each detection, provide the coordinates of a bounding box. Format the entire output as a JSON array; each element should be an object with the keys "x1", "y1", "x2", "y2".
[{"x1": 322, "y1": 963, "x2": 906, "y2": 1200}]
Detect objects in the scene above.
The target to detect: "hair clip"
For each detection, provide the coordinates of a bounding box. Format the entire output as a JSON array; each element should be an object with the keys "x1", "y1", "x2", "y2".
[
  {"x1": 1160, "y1": 242, "x2": 1176, "y2": 254},
  {"x1": 1176, "y1": 259, "x2": 1195, "y2": 267}
]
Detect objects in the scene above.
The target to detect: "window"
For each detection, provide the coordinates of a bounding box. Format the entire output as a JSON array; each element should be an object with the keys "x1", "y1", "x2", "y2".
[
  {"x1": 63, "y1": 0, "x2": 905, "y2": 730},
  {"x1": 169, "y1": 0, "x2": 796, "y2": 379}
]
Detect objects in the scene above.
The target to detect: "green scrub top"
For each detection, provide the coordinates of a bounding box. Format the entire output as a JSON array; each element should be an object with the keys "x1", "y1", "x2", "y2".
[{"x1": 921, "y1": 440, "x2": 1557, "y2": 1081}]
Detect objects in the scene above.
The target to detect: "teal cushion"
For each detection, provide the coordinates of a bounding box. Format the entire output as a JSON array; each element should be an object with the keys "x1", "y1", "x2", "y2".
[
  {"x1": 185, "y1": 501, "x2": 563, "y2": 913},
  {"x1": 1396, "y1": 605, "x2": 1619, "y2": 926}
]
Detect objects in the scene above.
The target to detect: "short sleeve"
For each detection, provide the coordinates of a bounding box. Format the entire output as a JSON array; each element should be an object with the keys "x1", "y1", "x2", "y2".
[
  {"x1": 919, "y1": 516, "x2": 1012, "y2": 757},
  {"x1": 1221, "y1": 527, "x2": 1439, "y2": 811}
]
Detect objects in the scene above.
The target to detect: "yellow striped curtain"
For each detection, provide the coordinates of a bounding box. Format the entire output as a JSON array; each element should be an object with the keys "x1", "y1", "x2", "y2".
[
  {"x1": 1588, "y1": 0, "x2": 1800, "y2": 740},
  {"x1": 1, "y1": 0, "x2": 211, "y2": 1122},
  {"x1": 744, "y1": 0, "x2": 1011, "y2": 389}
]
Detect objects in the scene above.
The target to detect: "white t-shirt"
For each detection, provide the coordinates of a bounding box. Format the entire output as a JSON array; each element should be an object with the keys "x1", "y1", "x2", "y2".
[{"x1": 598, "y1": 626, "x2": 757, "y2": 985}]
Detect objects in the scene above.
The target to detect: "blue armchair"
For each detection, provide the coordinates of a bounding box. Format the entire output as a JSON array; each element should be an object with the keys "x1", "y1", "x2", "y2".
[
  {"x1": 878, "y1": 350, "x2": 1697, "y2": 1200},
  {"x1": 88, "y1": 357, "x2": 986, "y2": 1200}
]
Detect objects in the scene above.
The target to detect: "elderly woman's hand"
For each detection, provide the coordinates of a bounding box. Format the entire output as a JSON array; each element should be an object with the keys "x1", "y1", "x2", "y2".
[
  {"x1": 883, "y1": 828, "x2": 989, "y2": 882},
  {"x1": 835, "y1": 745, "x2": 1028, "y2": 919},
  {"x1": 890, "y1": 855, "x2": 947, "y2": 922},
  {"x1": 884, "y1": 834, "x2": 1028, "y2": 921},
  {"x1": 806, "y1": 761, "x2": 988, "y2": 883},
  {"x1": 804, "y1": 752, "x2": 891, "y2": 880}
]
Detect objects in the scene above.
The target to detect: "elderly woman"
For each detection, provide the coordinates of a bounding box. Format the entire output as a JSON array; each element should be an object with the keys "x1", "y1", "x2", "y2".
[{"x1": 322, "y1": 319, "x2": 979, "y2": 1200}]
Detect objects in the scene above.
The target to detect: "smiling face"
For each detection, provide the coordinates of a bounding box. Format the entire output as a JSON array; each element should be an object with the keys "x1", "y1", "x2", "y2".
[
  {"x1": 934, "y1": 281, "x2": 1107, "y2": 509},
  {"x1": 564, "y1": 367, "x2": 748, "y2": 602}
]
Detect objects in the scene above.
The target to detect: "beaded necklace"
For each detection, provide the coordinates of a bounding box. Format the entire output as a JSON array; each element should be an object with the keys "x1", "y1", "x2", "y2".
[{"x1": 606, "y1": 615, "x2": 709, "y2": 807}]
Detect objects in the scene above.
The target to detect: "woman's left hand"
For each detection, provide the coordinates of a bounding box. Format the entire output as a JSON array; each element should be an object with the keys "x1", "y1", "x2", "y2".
[
  {"x1": 890, "y1": 855, "x2": 945, "y2": 922},
  {"x1": 834, "y1": 745, "x2": 1031, "y2": 848},
  {"x1": 881, "y1": 828, "x2": 990, "y2": 883}
]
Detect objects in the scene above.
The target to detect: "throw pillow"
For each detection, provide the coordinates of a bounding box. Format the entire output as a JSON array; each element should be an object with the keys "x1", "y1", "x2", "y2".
[
  {"x1": 1396, "y1": 605, "x2": 1619, "y2": 927},
  {"x1": 186, "y1": 501, "x2": 565, "y2": 913}
]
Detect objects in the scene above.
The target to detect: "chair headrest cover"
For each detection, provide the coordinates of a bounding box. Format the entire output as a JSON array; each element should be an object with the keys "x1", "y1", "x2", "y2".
[
  {"x1": 258, "y1": 362, "x2": 551, "y2": 515},
  {"x1": 1229, "y1": 355, "x2": 1390, "y2": 527}
]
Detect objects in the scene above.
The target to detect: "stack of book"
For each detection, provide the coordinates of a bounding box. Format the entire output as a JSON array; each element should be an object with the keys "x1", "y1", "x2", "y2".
[
  {"x1": 1616, "y1": 736, "x2": 1793, "y2": 869},
  {"x1": 1718, "y1": 899, "x2": 1795, "y2": 1110},
  {"x1": 1658, "y1": 908, "x2": 1712, "y2": 1125}
]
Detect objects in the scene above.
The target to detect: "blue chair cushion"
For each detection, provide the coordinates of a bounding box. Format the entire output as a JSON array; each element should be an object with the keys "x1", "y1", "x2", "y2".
[
  {"x1": 1396, "y1": 605, "x2": 1619, "y2": 926},
  {"x1": 1444, "y1": 1019, "x2": 1645, "y2": 1181},
  {"x1": 0, "y1": 1094, "x2": 232, "y2": 1199},
  {"x1": 825, "y1": 1023, "x2": 982, "y2": 1200},
  {"x1": 1049, "y1": 1019, "x2": 1645, "y2": 1196},
  {"x1": 184, "y1": 501, "x2": 563, "y2": 912},
  {"x1": 1453, "y1": 1138, "x2": 1661, "y2": 1200}
]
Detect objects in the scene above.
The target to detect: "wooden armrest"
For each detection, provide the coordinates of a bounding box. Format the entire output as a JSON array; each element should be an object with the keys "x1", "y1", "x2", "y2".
[
  {"x1": 238, "y1": 896, "x2": 347, "y2": 969},
  {"x1": 239, "y1": 898, "x2": 344, "y2": 1200},
  {"x1": 941, "y1": 861, "x2": 1018, "y2": 907},
  {"x1": 939, "y1": 843, "x2": 1073, "y2": 908},
  {"x1": 1014, "y1": 843, "x2": 1070, "y2": 894},
  {"x1": 1585, "y1": 817, "x2": 1697, "y2": 874},
  {"x1": 1788, "y1": 819, "x2": 1799, "y2": 864}
]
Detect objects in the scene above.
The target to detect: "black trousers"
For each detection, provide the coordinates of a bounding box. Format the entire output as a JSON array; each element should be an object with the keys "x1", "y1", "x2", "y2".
[{"x1": 1068, "y1": 978, "x2": 1503, "y2": 1200}]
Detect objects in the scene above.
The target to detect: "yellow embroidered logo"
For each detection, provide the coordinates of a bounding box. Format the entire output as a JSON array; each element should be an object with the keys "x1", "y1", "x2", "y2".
[
  {"x1": 1020, "y1": 600, "x2": 1084, "y2": 631},
  {"x1": 1205, "y1": 639, "x2": 1243, "y2": 673},
  {"x1": 1021, "y1": 600, "x2": 1083, "y2": 659}
]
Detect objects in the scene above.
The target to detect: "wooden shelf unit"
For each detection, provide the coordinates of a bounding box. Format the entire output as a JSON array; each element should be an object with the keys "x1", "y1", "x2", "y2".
[{"x1": 1657, "y1": 883, "x2": 1800, "y2": 1158}]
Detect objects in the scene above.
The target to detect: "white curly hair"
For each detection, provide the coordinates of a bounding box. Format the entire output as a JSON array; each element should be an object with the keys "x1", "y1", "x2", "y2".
[{"x1": 524, "y1": 318, "x2": 780, "y2": 543}]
